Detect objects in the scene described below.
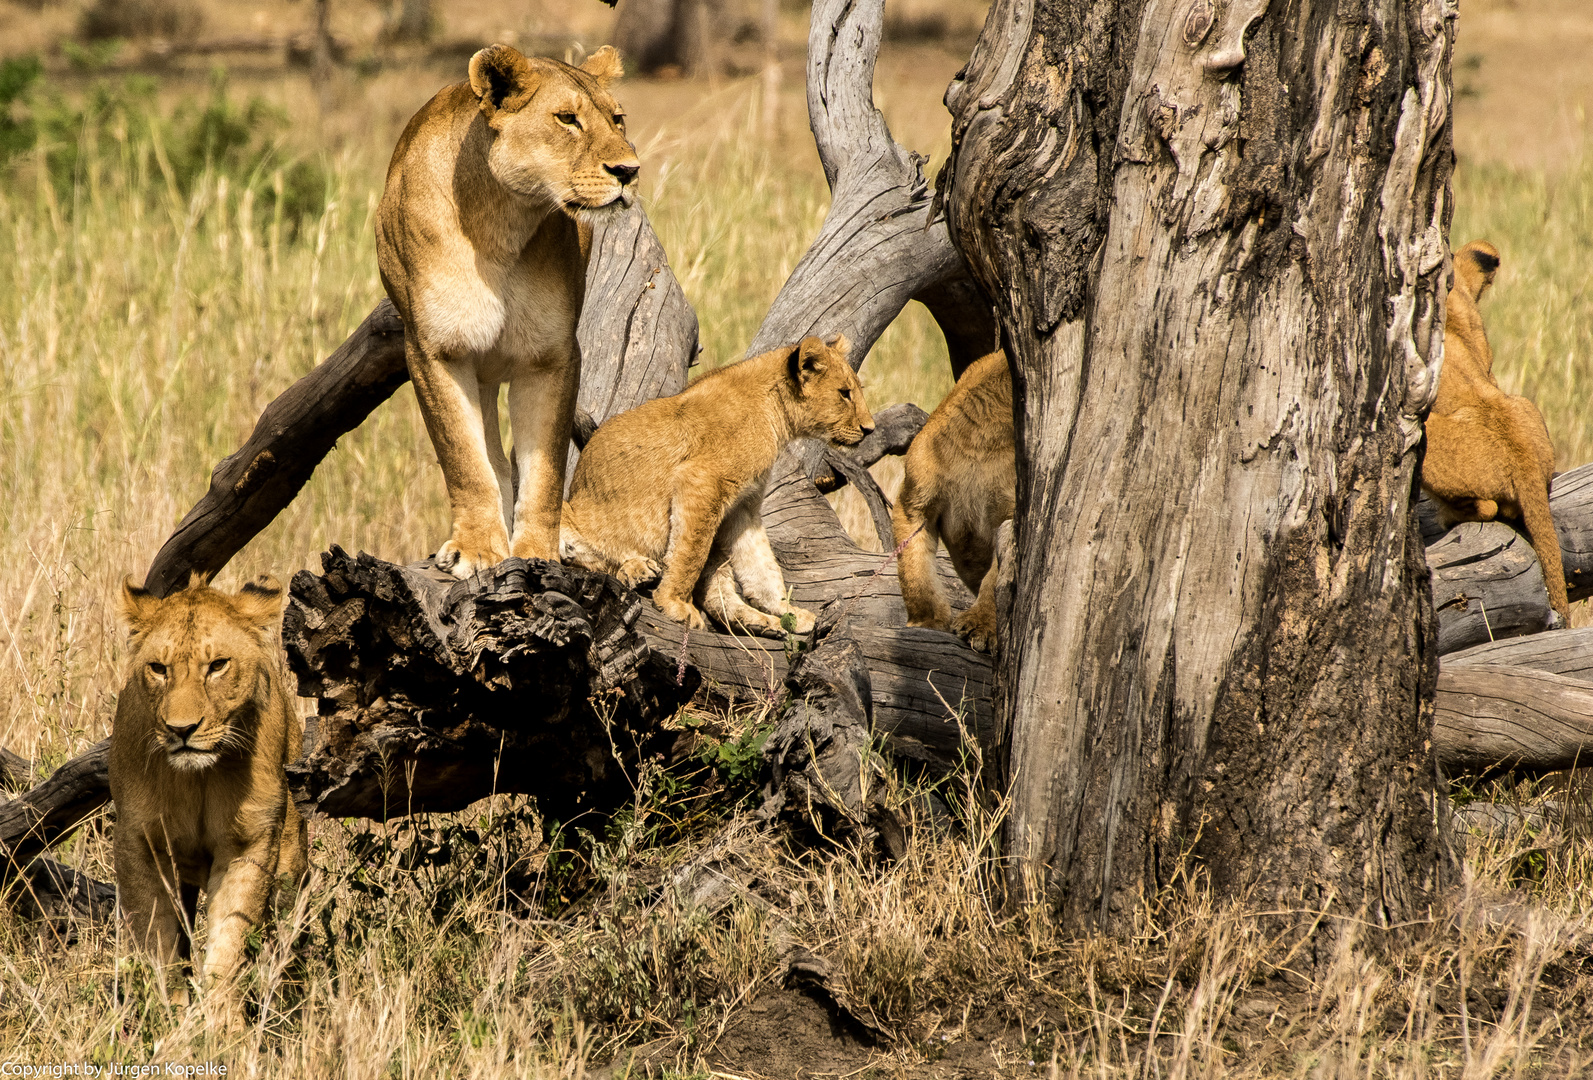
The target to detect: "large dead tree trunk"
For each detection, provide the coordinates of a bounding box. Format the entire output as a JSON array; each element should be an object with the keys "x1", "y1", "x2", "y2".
[{"x1": 941, "y1": 0, "x2": 1457, "y2": 949}]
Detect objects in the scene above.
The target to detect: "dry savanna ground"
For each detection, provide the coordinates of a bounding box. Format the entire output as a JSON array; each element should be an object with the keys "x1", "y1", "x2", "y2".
[{"x1": 1, "y1": 0, "x2": 1593, "y2": 1075}]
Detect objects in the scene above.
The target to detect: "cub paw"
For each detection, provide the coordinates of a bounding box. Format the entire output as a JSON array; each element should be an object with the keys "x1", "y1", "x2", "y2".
[
  {"x1": 953, "y1": 609, "x2": 997, "y2": 654},
  {"x1": 781, "y1": 606, "x2": 817, "y2": 636},
  {"x1": 655, "y1": 595, "x2": 706, "y2": 630},
  {"x1": 616, "y1": 556, "x2": 663, "y2": 588},
  {"x1": 437, "y1": 535, "x2": 509, "y2": 579}
]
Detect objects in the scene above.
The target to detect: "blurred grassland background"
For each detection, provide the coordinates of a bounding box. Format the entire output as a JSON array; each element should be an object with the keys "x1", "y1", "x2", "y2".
[{"x1": 1, "y1": 0, "x2": 1593, "y2": 1073}]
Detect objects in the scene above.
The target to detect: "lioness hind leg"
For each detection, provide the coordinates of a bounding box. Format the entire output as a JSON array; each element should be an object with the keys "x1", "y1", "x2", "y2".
[{"x1": 507, "y1": 357, "x2": 579, "y2": 563}]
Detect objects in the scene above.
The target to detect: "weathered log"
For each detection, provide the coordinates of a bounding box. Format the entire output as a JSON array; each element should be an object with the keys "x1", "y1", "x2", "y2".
[
  {"x1": 1443, "y1": 626, "x2": 1593, "y2": 678},
  {"x1": 1434, "y1": 664, "x2": 1593, "y2": 776},
  {"x1": 0, "y1": 740, "x2": 110, "y2": 874},
  {"x1": 7, "y1": 855, "x2": 117, "y2": 926},
  {"x1": 0, "y1": 748, "x2": 32, "y2": 791},
  {"x1": 283, "y1": 547, "x2": 695, "y2": 821}
]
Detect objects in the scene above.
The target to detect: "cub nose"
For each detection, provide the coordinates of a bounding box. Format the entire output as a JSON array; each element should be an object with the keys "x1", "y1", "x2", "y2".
[
  {"x1": 606, "y1": 162, "x2": 639, "y2": 186},
  {"x1": 859, "y1": 421, "x2": 875, "y2": 437},
  {"x1": 167, "y1": 722, "x2": 200, "y2": 742}
]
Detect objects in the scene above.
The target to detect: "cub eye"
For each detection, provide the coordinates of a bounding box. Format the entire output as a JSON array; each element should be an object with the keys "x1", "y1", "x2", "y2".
[
  {"x1": 208, "y1": 658, "x2": 230, "y2": 676},
  {"x1": 555, "y1": 112, "x2": 581, "y2": 128},
  {"x1": 148, "y1": 661, "x2": 167, "y2": 677},
  {"x1": 612, "y1": 114, "x2": 626, "y2": 129},
  {"x1": 839, "y1": 388, "x2": 852, "y2": 400}
]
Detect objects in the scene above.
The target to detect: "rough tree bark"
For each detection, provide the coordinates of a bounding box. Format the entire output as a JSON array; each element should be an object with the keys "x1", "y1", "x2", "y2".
[{"x1": 941, "y1": 0, "x2": 1457, "y2": 947}]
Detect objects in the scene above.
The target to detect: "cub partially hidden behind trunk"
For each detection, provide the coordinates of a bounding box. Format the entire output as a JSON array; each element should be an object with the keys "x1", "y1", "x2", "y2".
[
  {"x1": 562, "y1": 335, "x2": 874, "y2": 636},
  {"x1": 892, "y1": 350, "x2": 1015, "y2": 653},
  {"x1": 1423, "y1": 241, "x2": 1569, "y2": 624},
  {"x1": 110, "y1": 574, "x2": 308, "y2": 1002}
]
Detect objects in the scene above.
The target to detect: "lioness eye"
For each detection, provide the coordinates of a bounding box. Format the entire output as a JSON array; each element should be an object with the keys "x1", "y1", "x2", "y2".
[
  {"x1": 208, "y1": 658, "x2": 230, "y2": 676},
  {"x1": 556, "y1": 112, "x2": 581, "y2": 128},
  {"x1": 148, "y1": 661, "x2": 166, "y2": 677}
]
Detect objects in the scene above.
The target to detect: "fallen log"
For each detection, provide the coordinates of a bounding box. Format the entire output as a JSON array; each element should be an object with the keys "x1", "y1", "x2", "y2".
[
  {"x1": 1434, "y1": 663, "x2": 1593, "y2": 777},
  {"x1": 0, "y1": 741, "x2": 110, "y2": 875}
]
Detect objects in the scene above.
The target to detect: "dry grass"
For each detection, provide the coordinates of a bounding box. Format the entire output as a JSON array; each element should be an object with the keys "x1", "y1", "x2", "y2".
[{"x1": 0, "y1": 7, "x2": 1591, "y2": 1076}]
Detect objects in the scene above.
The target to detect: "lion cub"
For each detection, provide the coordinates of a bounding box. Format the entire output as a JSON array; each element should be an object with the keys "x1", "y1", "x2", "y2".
[
  {"x1": 1423, "y1": 241, "x2": 1568, "y2": 623},
  {"x1": 110, "y1": 574, "x2": 308, "y2": 1000},
  {"x1": 377, "y1": 44, "x2": 640, "y2": 578},
  {"x1": 892, "y1": 351, "x2": 1015, "y2": 652},
  {"x1": 562, "y1": 335, "x2": 874, "y2": 635}
]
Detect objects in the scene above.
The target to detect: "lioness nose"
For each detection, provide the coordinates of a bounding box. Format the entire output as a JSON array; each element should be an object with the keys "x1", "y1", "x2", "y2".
[
  {"x1": 606, "y1": 162, "x2": 639, "y2": 185},
  {"x1": 167, "y1": 722, "x2": 200, "y2": 741}
]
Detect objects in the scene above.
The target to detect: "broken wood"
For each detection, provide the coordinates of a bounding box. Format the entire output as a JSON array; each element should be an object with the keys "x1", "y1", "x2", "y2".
[{"x1": 0, "y1": 740, "x2": 110, "y2": 875}]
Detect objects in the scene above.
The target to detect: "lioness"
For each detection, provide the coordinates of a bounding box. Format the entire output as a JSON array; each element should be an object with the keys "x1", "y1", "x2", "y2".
[
  {"x1": 377, "y1": 44, "x2": 640, "y2": 578},
  {"x1": 561, "y1": 335, "x2": 874, "y2": 635},
  {"x1": 110, "y1": 574, "x2": 308, "y2": 1000},
  {"x1": 891, "y1": 351, "x2": 1015, "y2": 653},
  {"x1": 1423, "y1": 241, "x2": 1569, "y2": 623}
]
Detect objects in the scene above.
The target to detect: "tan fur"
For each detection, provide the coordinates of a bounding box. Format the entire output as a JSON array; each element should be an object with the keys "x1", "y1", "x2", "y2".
[
  {"x1": 109, "y1": 574, "x2": 308, "y2": 1001},
  {"x1": 1423, "y1": 241, "x2": 1568, "y2": 623},
  {"x1": 562, "y1": 335, "x2": 875, "y2": 636},
  {"x1": 376, "y1": 44, "x2": 639, "y2": 578},
  {"x1": 892, "y1": 351, "x2": 1015, "y2": 653}
]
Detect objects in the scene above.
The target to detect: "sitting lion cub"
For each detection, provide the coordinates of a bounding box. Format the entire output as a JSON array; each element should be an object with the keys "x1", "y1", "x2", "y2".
[
  {"x1": 892, "y1": 351, "x2": 1015, "y2": 652},
  {"x1": 377, "y1": 43, "x2": 640, "y2": 578},
  {"x1": 562, "y1": 335, "x2": 874, "y2": 635},
  {"x1": 1423, "y1": 241, "x2": 1569, "y2": 623},
  {"x1": 110, "y1": 574, "x2": 308, "y2": 1000}
]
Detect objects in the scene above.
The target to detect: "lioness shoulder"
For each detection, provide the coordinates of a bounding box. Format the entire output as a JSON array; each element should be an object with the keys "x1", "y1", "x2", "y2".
[
  {"x1": 110, "y1": 574, "x2": 308, "y2": 1001},
  {"x1": 892, "y1": 351, "x2": 1015, "y2": 652},
  {"x1": 377, "y1": 44, "x2": 639, "y2": 579},
  {"x1": 562, "y1": 335, "x2": 875, "y2": 636},
  {"x1": 1422, "y1": 241, "x2": 1568, "y2": 623}
]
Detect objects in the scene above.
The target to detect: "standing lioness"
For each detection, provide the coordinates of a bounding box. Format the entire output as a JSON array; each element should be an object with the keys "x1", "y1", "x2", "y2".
[
  {"x1": 111, "y1": 574, "x2": 308, "y2": 1000},
  {"x1": 377, "y1": 44, "x2": 639, "y2": 577}
]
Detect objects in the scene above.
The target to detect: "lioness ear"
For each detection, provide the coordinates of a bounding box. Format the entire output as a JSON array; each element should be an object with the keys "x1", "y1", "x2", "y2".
[
  {"x1": 580, "y1": 45, "x2": 624, "y2": 86},
  {"x1": 469, "y1": 44, "x2": 539, "y2": 114},
  {"x1": 1454, "y1": 240, "x2": 1500, "y2": 303},
  {"x1": 233, "y1": 575, "x2": 286, "y2": 632},
  {"x1": 119, "y1": 577, "x2": 160, "y2": 638}
]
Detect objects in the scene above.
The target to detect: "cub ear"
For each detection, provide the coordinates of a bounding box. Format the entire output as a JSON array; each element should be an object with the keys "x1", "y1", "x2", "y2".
[
  {"x1": 118, "y1": 577, "x2": 160, "y2": 638},
  {"x1": 470, "y1": 44, "x2": 539, "y2": 114},
  {"x1": 823, "y1": 332, "x2": 851, "y2": 360},
  {"x1": 788, "y1": 336, "x2": 830, "y2": 389},
  {"x1": 580, "y1": 45, "x2": 624, "y2": 86},
  {"x1": 1454, "y1": 240, "x2": 1500, "y2": 303},
  {"x1": 233, "y1": 575, "x2": 286, "y2": 632}
]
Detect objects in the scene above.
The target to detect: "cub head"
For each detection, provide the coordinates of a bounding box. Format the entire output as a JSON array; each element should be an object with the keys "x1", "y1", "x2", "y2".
[
  {"x1": 118, "y1": 574, "x2": 286, "y2": 772},
  {"x1": 468, "y1": 44, "x2": 639, "y2": 216},
  {"x1": 787, "y1": 334, "x2": 875, "y2": 446}
]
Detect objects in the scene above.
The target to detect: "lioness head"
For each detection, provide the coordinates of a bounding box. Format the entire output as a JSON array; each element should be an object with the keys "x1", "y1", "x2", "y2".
[
  {"x1": 788, "y1": 334, "x2": 875, "y2": 446},
  {"x1": 118, "y1": 574, "x2": 287, "y2": 772},
  {"x1": 467, "y1": 43, "x2": 639, "y2": 215}
]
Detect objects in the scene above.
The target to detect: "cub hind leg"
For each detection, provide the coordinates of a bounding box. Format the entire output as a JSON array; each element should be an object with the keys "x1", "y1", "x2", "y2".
[
  {"x1": 560, "y1": 508, "x2": 662, "y2": 588},
  {"x1": 718, "y1": 496, "x2": 815, "y2": 635},
  {"x1": 892, "y1": 490, "x2": 952, "y2": 631}
]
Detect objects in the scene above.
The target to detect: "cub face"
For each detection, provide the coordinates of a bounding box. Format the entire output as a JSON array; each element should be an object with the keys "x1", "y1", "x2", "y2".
[
  {"x1": 468, "y1": 44, "x2": 639, "y2": 214},
  {"x1": 118, "y1": 576, "x2": 286, "y2": 772},
  {"x1": 790, "y1": 334, "x2": 875, "y2": 446}
]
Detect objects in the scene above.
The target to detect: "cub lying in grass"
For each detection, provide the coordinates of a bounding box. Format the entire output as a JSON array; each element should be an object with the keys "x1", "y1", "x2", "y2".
[
  {"x1": 891, "y1": 350, "x2": 1015, "y2": 652},
  {"x1": 1423, "y1": 240, "x2": 1569, "y2": 624},
  {"x1": 562, "y1": 334, "x2": 874, "y2": 636},
  {"x1": 110, "y1": 574, "x2": 308, "y2": 1002}
]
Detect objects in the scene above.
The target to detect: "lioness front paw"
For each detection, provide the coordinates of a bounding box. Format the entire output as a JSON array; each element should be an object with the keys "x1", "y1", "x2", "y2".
[
  {"x1": 781, "y1": 606, "x2": 817, "y2": 636},
  {"x1": 655, "y1": 595, "x2": 706, "y2": 630},
  {"x1": 437, "y1": 536, "x2": 509, "y2": 579},
  {"x1": 953, "y1": 609, "x2": 997, "y2": 654},
  {"x1": 617, "y1": 556, "x2": 663, "y2": 588}
]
